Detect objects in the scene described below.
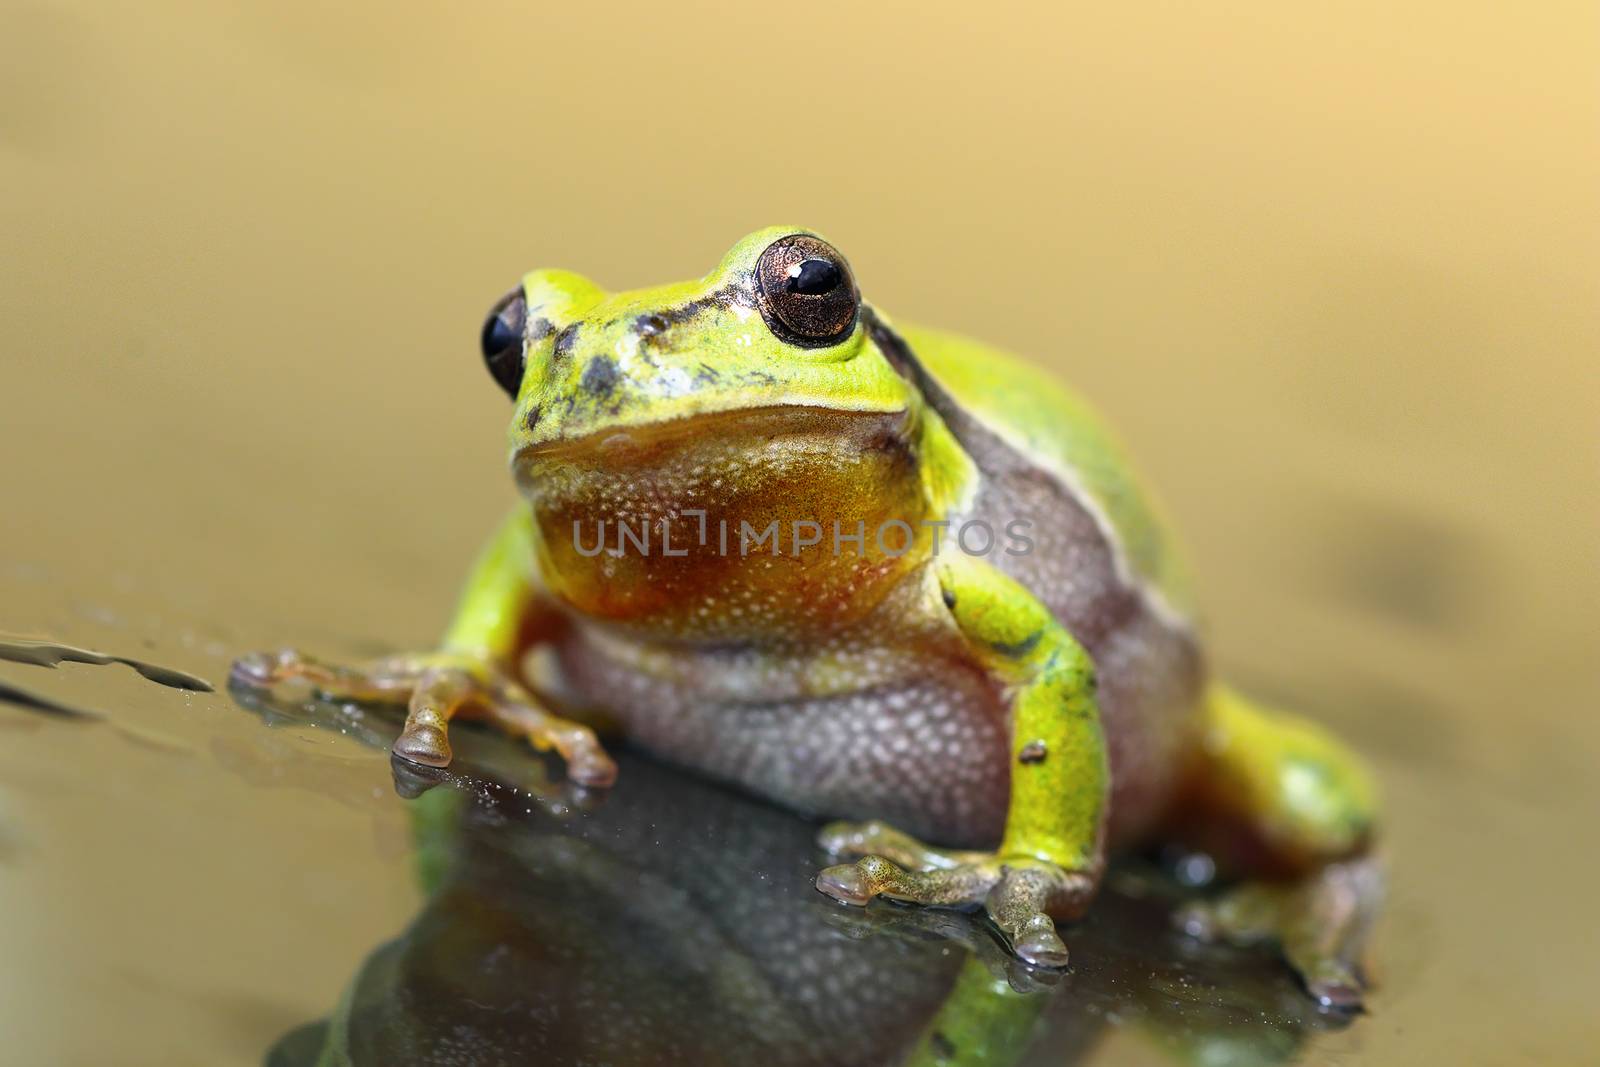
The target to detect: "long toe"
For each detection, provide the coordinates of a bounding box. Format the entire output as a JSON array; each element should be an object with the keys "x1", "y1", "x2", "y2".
[
  {"x1": 230, "y1": 650, "x2": 289, "y2": 687},
  {"x1": 565, "y1": 748, "x2": 618, "y2": 788},
  {"x1": 392, "y1": 723, "x2": 452, "y2": 767},
  {"x1": 815, "y1": 862, "x2": 873, "y2": 906},
  {"x1": 1304, "y1": 962, "x2": 1366, "y2": 1012},
  {"x1": 1010, "y1": 916, "x2": 1069, "y2": 968}
]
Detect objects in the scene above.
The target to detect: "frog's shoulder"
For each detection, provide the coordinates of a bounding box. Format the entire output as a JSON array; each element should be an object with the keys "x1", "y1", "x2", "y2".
[{"x1": 893, "y1": 319, "x2": 1196, "y2": 621}]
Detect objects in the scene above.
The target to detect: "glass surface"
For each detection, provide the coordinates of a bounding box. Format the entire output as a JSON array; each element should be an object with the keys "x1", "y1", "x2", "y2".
[{"x1": 2, "y1": 3, "x2": 1596, "y2": 1063}]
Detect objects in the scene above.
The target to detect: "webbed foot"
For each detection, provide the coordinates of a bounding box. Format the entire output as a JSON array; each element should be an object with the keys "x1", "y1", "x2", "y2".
[
  {"x1": 1176, "y1": 854, "x2": 1384, "y2": 1011},
  {"x1": 815, "y1": 820, "x2": 1095, "y2": 969},
  {"x1": 230, "y1": 648, "x2": 616, "y2": 787}
]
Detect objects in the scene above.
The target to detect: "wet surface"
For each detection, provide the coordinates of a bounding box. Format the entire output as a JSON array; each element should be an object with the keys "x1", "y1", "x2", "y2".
[
  {"x1": 3, "y1": 555, "x2": 1597, "y2": 1065},
  {"x1": 235, "y1": 686, "x2": 1354, "y2": 1067},
  {"x1": 4, "y1": 2, "x2": 1599, "y2": 1063},
  {"x1": 4, "y1": 583, "x2": 1355, "y2": 1066},
  {"x1": 0, "y1": 634, "x2": 214, "y2": 694}
]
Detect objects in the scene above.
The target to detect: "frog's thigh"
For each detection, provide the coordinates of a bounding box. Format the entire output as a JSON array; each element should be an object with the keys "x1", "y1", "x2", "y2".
[
  {"x1": 1178, "y1": 685, "x2": 1384, "y2": 1010},
  {"x1": 816, "y1": 555, "x2": 1109, "y2": 968},
  {"x1": 1191, "y1": 684, "x2": 1379, "y2": 865}
]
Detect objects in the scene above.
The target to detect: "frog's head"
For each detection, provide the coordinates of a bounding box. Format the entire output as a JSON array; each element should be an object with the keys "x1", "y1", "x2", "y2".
[
  {"x1": 477, "y1": 228, "x2": 938, "y2": 634},
  {"x1": 482, "y1": 226, "x2": 918, "y2": 461}
]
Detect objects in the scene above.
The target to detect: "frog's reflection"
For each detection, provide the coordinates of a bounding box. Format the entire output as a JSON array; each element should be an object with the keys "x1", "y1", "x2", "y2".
[{"x1": 239, "y1": 687, "x2": 1344, "y2": 1067}]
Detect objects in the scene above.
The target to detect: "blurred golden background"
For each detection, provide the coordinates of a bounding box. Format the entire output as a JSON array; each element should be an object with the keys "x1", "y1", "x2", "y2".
[{"x1": 1, "y1": 2, "x2": 1596, "y2": 1063}]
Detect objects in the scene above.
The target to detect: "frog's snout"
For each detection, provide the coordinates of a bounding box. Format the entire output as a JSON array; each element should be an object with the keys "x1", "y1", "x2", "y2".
[{"x1": 517, "y1": 352, "x2": 626, "y2": 435}]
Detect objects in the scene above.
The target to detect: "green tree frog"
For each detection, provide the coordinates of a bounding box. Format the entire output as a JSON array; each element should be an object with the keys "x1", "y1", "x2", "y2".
[{"x1": 234, "y1": 228, "x2": 1381, "y2": 1008}]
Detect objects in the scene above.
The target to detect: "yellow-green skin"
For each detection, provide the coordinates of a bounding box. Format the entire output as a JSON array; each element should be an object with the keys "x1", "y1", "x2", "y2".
[
  {"x1": 462, "y1": 227, "x2": 1373, "y2": 989},
  {"x1": 239, "y1": 227, "x2": 1381, "y2": 1006}
]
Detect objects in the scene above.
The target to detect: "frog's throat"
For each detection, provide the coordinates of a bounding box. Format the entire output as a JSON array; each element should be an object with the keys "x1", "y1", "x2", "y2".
[{"x1": 511, "y1": 403, "x2": 936, "y2": 635}]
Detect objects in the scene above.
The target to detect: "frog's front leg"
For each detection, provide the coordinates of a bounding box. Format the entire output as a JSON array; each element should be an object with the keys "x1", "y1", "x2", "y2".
[
  {"x1": 816, "y1": 554, "x2": 1108, "y2": 968},
  {"x1": 231, "y1": 509, "x2": 617, "y2": 787}
]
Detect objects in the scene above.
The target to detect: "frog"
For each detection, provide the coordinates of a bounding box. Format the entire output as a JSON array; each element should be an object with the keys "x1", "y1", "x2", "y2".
[{"x1": 233, "y1": 227, "x2": 1381, "y2": 1008}]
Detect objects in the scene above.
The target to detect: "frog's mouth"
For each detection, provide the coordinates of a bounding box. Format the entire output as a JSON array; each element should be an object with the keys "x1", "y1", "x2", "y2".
[{"x1": 512, "y1": 404, "x2": 914, "y2": 488}]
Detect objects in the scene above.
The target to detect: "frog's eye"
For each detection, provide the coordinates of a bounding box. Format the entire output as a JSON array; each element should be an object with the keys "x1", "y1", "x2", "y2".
[
  {"x1": 480, "y1": 288, "x2": 527, "y2": 398},
  {"x1": 754, "y1": 235, "x2": 859, "y2": 346}
]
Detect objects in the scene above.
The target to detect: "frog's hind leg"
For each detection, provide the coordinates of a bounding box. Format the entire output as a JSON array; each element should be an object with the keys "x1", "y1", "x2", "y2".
[{"x1": 1172, "y1": 684, "x2": 1383, "y2": 1010}]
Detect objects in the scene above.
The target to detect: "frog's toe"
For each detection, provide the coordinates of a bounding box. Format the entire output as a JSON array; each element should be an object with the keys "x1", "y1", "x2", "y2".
[
  {"x1": 392, "y1": 721, "x2": 453, "y2": 767},
  {"x1": 487, "y1": 700, "x2": 618, "y2": 787},
  {"x1": 817, "y1": 820, "x2": 891, "y2": 859},
  {"x1": 815, "y1": 861, "x2": 875, "y2": 906},
  {"x1": 1305, "y1": 966, "x2": 1365, "y2": 1013},
  {"x1": 985, "y1": 862, "x2": 1094, "y2": 970},
  {"x1": 816, "y1": 820, "x2": 986, "y2": 871},
  {"x1": 813, "y1": 851, "x2": 1092, "y2": 970},
  {"x1": 229, "y1": 650, "x2": 283, "y2": 687},
  {"x1": 814, "y1": 853, "x2": 1001, "y2": 909},
  {"x1": 228, "y1": 647, "x2": 617, "y2": 787},
  {"x1": 229, "y1": 648, "x2": 342, "y2": 690},
  {"x1": 1010, "y1": 915, "x2": 1069, "y2": 969},
  {"x1": 560, "y1": 739, "x2": 618, "y2": 788},
  {"x1": 1176, "y1": 855, "x2": 1382, "y2": 1011},
  {"x1": 229, "y1": 647, "x2": 403, "y2": 703}
]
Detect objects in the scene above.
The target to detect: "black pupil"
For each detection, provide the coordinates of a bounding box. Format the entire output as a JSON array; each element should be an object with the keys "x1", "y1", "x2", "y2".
[
  {"x1": 481, "y1": 304, "x2": 520, "y2": 358},
  {"x1": 785, "y1": 258, "x2": 841, "y2": 296}
]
